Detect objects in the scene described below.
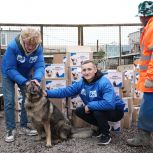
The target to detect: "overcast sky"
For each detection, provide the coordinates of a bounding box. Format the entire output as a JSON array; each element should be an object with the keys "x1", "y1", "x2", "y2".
[{"x1": 0, "y1": 0, "x2": 144, "y2": 24}]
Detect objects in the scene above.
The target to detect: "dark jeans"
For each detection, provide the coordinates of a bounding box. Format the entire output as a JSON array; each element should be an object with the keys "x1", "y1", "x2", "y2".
[{"x1": 75, "y1": 106, "x2": 124, "y2": 136}]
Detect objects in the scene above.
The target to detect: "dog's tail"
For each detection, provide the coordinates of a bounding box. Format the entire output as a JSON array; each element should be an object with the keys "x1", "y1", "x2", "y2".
[{"x1": 71, "y1": 128, "x2": 93, "y2": 138}]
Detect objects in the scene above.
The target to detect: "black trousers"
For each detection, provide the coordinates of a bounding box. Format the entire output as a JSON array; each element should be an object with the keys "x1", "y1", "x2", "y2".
[{"x1": 75, "y1": 106, "x2": 124, "y2": 136}]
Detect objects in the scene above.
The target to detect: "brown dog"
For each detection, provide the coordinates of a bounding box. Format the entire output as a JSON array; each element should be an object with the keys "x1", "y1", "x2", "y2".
[{"x1": 24, "y1": 81, "x2": 72, "y2": 147}]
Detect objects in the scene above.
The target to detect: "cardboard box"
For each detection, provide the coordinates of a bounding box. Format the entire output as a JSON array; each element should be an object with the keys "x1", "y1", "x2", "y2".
[
  {"x1": 66, "y1": 46, "x2": 92, "y2": 53},
  {"x1": 133, "y1": 71, "x2": 139, "y2": 84},
  {"x1": 123, "y1": 79, "x2": 132, "y2": 97},
  {"x1": 122, "y1": 97, "x2": 133, "y2": 113},
  {"x1": 117, "y1": 64, "x2": 134, "y2": 72},
  {"x1": 105, "y1": 71, "x2": 123, "y2": 88},
  {"x1": 45, "y1": 64, "x2": 66, "y2": 79},
  {"x1": 133, "y1": 98, "x2": 141, "y2": 106},
  {"x1": 45, "y1": 80, "x2": 67, "y2": 90},
  {"x1": 123, "y1": 112, "x2": 132, "y2": 129},
  {"x1": 132, "y1": 86, "x2": 143, "y2": 99},
  {"x1": 123, "y1": 70, "x2": 134, "y2": 81},
  {"x1": 104, "y1": 71, "x2": 123, "y2": 96},
  {"x1": 52, "y1": 53, "x2": 66, "y2": 64},
  {"x1": 67, "y1": 52, "x2": 93, "y2": 67},
  {"x1": 132, "y1": 106, "x2": 140, "y2": 123},
  {"x1": 66, "y1": 46, "x2": 93, "y2": 67},
  {"x1": 70, "y1": 67, "x2": 82, "y2": 83}
]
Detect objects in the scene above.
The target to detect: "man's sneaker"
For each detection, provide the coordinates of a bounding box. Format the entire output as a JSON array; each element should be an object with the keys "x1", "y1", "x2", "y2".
[
  {"x1": 92, "y1": 129, "x2": 102, "y2": 138},
  {"x1": 5, "y1": 129, "x2": 16, "y2": 143},
  {"x1": 96, "y1": 133, "x2": 102, "y2": 138},
  {"x1": 19, "y1": 127, "x2": 37, "y2": 136},
  {"x1": 97, "y1": 134, "x2": 111, "y2": 145},
  {"x1": 92, "y1": 126, "x2": 111, "y2": 138}
]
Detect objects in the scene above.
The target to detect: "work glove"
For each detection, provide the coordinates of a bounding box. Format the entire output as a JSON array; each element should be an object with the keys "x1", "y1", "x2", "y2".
[{"x1": 144, "y1": 79, "x2": 153, "y2": 88}]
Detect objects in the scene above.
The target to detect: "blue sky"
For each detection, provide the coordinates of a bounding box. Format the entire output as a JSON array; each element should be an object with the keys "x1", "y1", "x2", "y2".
[{"x1": 0, "y1": 0, "x2": 144, "y2": 24}]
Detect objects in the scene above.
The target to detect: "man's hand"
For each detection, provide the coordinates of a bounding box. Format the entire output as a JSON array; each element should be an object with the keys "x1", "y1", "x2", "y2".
[
  {"x1": 43, "y1": 90, "x2": 47, "y2": 97},
  {"x1": 31, "y1": 79, "x2": 40, "y2": 86},
  {"x1": 85, "y1": 106, "x2": 90, "y2": 114},
  {"x1": 144, "y1": 79, "x2": 153, "y2": 88}
]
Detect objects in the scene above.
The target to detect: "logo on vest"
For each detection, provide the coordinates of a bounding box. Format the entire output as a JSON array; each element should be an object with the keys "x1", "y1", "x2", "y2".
[
  {"x1": 81, "y1": 89, "x2": 86, "y2": 96},
  {"x1": 89, "y1": 90, "x2": 97, "y2": 97},
  {"x1": 17, "y1": 55, "x2": 25, "y2": 63},
  {"x1": 29, "y1": 56, "x2": 38, "y2": 63}
]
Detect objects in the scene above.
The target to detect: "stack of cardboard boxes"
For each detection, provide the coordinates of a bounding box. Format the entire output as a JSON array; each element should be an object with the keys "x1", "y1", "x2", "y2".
[
  {"x1": 66, "y1": 46, "x2": 93, "y2": 127},
  {"x1": 44, "y1": 63, "x2": 68, "y2": 117},
  {"x1": 15, "y1": 84, "x2": 22, "y2": 122},
  {"x1": 104, "y1": 70, "x2": 124, "y2": 132},
  {"x1": 117, "y1": 64, "x2": 141, "y2": 129}
]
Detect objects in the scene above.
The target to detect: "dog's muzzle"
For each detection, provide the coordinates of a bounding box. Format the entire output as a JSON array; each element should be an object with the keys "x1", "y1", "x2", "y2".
[{"x1": 26, "y1": 81, "x2": 41, "y2": 95}]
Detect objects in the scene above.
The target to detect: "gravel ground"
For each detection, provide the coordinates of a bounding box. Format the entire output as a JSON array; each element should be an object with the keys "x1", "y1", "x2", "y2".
[{"x1": 0, "y1": 111, "x2": 152, "y2": 153}]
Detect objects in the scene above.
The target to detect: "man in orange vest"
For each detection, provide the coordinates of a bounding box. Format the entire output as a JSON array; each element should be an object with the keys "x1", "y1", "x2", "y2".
[{"x1": 127, "y1": 1, "x2": 153, "y2": 147}]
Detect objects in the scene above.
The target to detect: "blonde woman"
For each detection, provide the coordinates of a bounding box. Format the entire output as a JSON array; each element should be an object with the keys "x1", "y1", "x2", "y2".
[{"x1": 1, "y1": 28, "x2": 45, "y2": 142}]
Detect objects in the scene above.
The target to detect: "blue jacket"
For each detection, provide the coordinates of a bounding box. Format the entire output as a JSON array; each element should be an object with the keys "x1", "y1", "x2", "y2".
[
  {"x1": 1, "y1": 36, "x2": 45, "y2": 85},
  {"x1": 47, "y1": 71, "x2": 125, "y2": 111}
]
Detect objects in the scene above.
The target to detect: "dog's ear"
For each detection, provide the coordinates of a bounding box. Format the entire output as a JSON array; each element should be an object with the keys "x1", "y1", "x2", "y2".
[{"x1": 25, "y1": 81, "x2": 31, "y2": 92}]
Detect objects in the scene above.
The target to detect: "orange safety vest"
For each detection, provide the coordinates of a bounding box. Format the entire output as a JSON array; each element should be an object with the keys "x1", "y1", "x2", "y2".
[{"x1": 137, "y1": 17, "x2": 153, "y2": 92}]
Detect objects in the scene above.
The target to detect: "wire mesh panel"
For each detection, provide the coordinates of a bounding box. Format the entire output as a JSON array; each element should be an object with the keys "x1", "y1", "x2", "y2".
[
  {"x1": 83, "y1": 26, "x2": 119, "y2": 56},
  {"x1": 83, "y1": 24, "x2": 142, "y2": 68},
  {"x1": 0, "y1": 23, "x2": 142, "y2": 81},
  {"x1": 120, "y1": 25, "x2": 141, "y2": 65},
  {"x1": 43, "y1": 26, "x2": 78, "y2": 53}
]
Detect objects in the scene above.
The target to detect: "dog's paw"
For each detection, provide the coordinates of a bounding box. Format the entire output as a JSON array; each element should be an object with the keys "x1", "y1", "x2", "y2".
[
  {"x1": 52, "y1": 139, "x2": 62, "y2": 145},
  {"x1": 35, "y1": 135, "x2": 42, "y2": 141},
  {"x1": 46, "y1": 143, "x2": 52, "y2": 148}
]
